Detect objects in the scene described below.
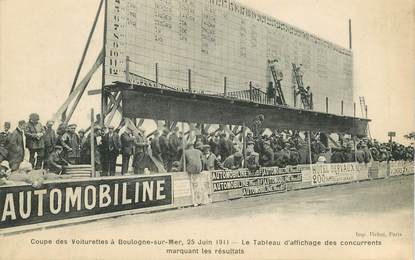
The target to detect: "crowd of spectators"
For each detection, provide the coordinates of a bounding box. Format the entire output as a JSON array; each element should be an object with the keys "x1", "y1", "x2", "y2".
[{"x1": 0, "y1": 113, "x2": 413, "y2": 178}]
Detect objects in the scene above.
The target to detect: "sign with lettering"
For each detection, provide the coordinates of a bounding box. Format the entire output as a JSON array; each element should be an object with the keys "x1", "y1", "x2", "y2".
[
  {"x1": 106, "y1": 0, "x2": 354, "y2": 115},
  {"x1": 211, "y1": 166, "x2": 302, "y2": 197},
  {"x1": 389, "y1": 161, "x2": 413, "y2": 176},
  {"x1": 311, "y1": 163, "x2": 358, "y2": 186},
  {"x1": 0, "y1": 175, "x2": 172, "y2": 229}
]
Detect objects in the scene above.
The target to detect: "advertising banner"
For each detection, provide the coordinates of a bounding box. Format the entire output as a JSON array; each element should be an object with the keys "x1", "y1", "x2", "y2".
[
  {"x1": 311, "y1": 163, "x2": 357, "y2": 186},
  {"x1": 210, "y1": 166, "x2": 302, "y2": 197},
  {"x1": 0, "y1": 175, "x2": 172, "y2": 229},
  {"x1": 389, "y1": 161, "x2": 414, "y2": 176}
]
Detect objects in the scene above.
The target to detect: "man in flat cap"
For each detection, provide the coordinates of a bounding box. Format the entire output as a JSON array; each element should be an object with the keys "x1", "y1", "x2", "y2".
[
  {"x1": 120, "y1": 127, "x2": 135, "y2": 175},
  {"x1": 25, "y1": 113, "x2": 45, "y2": 169},
  {"x1": 201, "y1": 144, "x2": 222, "y2": 171},
  {"x1": 0, "y1": 122, "x2": 11, "y2": 163},
  {"x1": 8, "y1": 120, "x2": 26, "y2": 171},
  {"x1": 102, "y1": 125, "x2": 121, "y2": 176},
  {"x1": 47, "y1": 145, "x2": 70, "y2": 174},
  {"x1": 43, "y1": 120, "x2": 57, "y2": 168},
  {"x1": 223, "y1": 151, "x2": 244, "y2": 170},
  {"x1": 61, "y1": 123, "x2": 80, "y2": 165}
]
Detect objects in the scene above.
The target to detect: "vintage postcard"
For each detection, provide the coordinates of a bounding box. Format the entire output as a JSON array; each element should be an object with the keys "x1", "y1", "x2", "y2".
[{"x1": 0, "y1": 0, "x2": 413, "y2": 259}]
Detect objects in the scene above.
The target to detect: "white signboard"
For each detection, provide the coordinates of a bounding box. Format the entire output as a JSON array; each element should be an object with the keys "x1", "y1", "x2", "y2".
[
  {"x1": 106, "y1": 0, "x2": 353, "y2": 115},
  {"x1": 311, "y1": 163, "x2": 358, "y2": 186}
]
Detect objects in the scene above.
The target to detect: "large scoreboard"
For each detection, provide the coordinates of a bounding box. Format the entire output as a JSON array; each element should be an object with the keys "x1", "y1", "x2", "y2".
[{"x1": 105, "y1": 0, "x2": 353, "y2": 115}]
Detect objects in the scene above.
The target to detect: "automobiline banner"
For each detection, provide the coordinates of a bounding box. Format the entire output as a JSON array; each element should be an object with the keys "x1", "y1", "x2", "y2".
[{"x1": 0, "y1": 175, "x2": 172, "y2": 229}]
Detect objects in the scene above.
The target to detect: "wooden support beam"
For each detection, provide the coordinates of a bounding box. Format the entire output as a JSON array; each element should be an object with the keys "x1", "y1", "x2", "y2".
[
  {"x1": 87, "y1": 89, "x2": 102, "y2": 95},
  {"x1": 137, "y1": 119, "x2": 145, "y2": 128},
  {"x1": 104, "y1": 93, "x2": 122, "y2": 126},
  {"x1": 52, "y1": 50, "x2": 104, "y2": 124}
]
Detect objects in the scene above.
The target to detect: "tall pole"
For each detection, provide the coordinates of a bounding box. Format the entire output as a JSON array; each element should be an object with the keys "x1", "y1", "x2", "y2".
[
  {"x1": 224, "y1": 77, "x2": 227, "y2": 96},
  {"x1": 308, "y1": 131, "x2": 313, "y2": 164},
  {"x1": 349, "y1": 19, "x2": 352, "y2": 50},
  {"x1": 90, "y1": 108, "x2": 96, "y2": 177},
  {"x1": 242, "y1": 122, "x2": 247, "y2": 167},
  {"x1": 182, "y1": 122, "x2": 186, "y2": 172},
  {"x1": 63, "y1": 0, "x2": 104, "y2": 121},
  {"x1": 101, "y1": 0, "x2": 108, "y2": 126},
  {"x1": 156, "y1": 63, "x2": 159, "y2": 88},
  {"x1": 188, "y1": 69, "x2": 192, "y2": 92}
]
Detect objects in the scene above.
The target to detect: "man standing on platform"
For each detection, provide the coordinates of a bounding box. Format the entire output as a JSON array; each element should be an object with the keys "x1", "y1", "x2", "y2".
[
  {"x1": 151, "y1": 131, "x2": 163, "y2": 163},
  {"x1": 102, "y1": 126, "x2": 121, "y2": 176},
  {"x1": 120, "y1": 127, "x2": 135, "y2": 175},
  {"x1": 159, "y1": 129, "x2": 170, "y2": 170},
  {"x1": 0, "y1": 122, "x2": 11, "y2": 163},
  {"x1": 43, "y1": 120, "x2": 57, "y2": 168},
  {"x1": 8, "y1": 120, "x2": 26, "y2": 171},
  {"x1": 169, "y1": 126, "x2": 180, "y2": 162},
  {"x1": 25, "y1": 113, "x2": 45, "y2": 169},
  {"x1": 61, "y1": 124, "x2": 81, "y2": 165}
]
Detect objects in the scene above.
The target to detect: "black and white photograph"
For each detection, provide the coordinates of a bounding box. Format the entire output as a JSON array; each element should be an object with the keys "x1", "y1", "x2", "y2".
[{"x1": 0, "y1": 0, "x2": 413, "y2": 259}]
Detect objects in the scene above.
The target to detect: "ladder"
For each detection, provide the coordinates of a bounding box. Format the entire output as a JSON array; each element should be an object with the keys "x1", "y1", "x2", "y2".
[
  {"x1": 268, "y1": 59, "x2": 286, "y2": 105},
  {"x1": 292, "y1": 63, "x2": 312, "y2": 110},
  {"x1": 359, "y1": 96, "x2": 372, "y2": 139}
]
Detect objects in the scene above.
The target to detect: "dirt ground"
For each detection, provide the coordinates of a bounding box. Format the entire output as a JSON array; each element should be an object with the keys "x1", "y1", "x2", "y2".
[{"x1": 1, "y1": 175, "x2": 413, "y2": 260}]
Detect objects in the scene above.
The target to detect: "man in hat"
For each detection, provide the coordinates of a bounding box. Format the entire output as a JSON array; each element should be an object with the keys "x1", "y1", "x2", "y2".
[
  {"x1": 223, "y1": 152, "x2": 244, "y2": 170},
  {"x1": 102, "y1": 126, "x2": 121, "y2": 176},
  {"x1": 288, "y1": 146, "x2": 300, "y2": 166},
  {"x1": 133, "y1": 139, "x2": 150, "y2": 175},
  {"x1": 61, "y1": 124, "x2": 80, "y2": 165},
  {"x1": 218, "y1": 133, "x2": 232, "y2": 163},
  {"x1": 201, "y1": 144, "x2": 222, "y2": 171},
  {"x1": 151, "y1": 131, "x2": 163, "y2": 163},
  {"x1": 159, "y1": 129, "x2": 170, "y2": 170},
  {"x1": 355, "y1": 143, "x2": 366, "y2": 163},
  {"x1": 47, "y1": 145, "x2": 70, "y2": 174},
  {"x1": 261, "y1": 139, "x2": 274, "y2": 167},
  {"x1": 8, "y1": 120, "x2": 26, "y2": 171},
  {"x1": 25, "y1": 113, "x2": 45, "y2": 169},
  {"x1": 120, "y1": 127, "x2": 135, "y2": 175},
  {"x1": 0, "y1": 122, "x2": 11, "y2": 163},
  {"x1": 168, "y1": 126, "x2": 180, "y2": 162},
  {"x1": 245, "y1": 140, "x2": 260, "y2": 171},
  {"x1": 43, "y1": 120, "x2": 57, "y2": 168}
]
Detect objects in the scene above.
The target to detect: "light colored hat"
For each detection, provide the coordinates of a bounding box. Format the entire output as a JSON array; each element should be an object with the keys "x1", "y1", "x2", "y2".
[{"x1": 317, "y1": 156, "x2": 327, "y2": 163}]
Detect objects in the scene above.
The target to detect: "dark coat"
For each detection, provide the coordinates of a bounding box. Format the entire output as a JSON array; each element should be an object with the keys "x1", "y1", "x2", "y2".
[
  {"x1": 25, "y1": 121, "x2": 45, "y2": 150},
  {"x1": 120, "y1": 132, "x2": 135, "y2": 155},
  {"x1": 43, "y1": 128, "x2": 57, "y2": 152},
  {"x1": 159, "y1": 134, "x2": 169, "y2": 158},
  {"x1": 8, "y1": 128, "x2": 25, "y2": 167},
  {"x1": 151, "y1": 136, "x2": 161, "y2": 156},
  {"x1": 102, "y1": 132, "x2": 121, "y2": 154},
  {"x1": 62, "y1": 132, "x2": 80, "y2": 158},
  {"x1": 218, "y1": 137, "x2": 232, "y2": 161}
]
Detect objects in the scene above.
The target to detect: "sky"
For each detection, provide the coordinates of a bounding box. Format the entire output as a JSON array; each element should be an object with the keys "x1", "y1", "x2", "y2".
[{"x1": 0, "y1": 0, "x2": 414, "y2": 144}]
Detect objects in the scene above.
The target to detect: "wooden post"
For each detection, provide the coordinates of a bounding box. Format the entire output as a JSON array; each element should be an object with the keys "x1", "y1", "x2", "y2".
[
  {"x1": 224, "y1": 77, "x2": 227, "y2": 96},
  {"x1": 182, "y1": 122, "x2": 186, "y2": 172},
  {"x1": 349, "y1": 19, "x2": 352, "y2": 50},
  {"x1": 126, "y1": 56, "x2": 130, "y2": 82},
  {"x1": 101, "y1": 0, "x2": 108, "y2": 127},
  {"x1": 341, "y1": 100, "x2": 344, "y2": 115},
  {"x1": 188, "y1": 69, "x2": 192, "y2": 92},
  {"x1": 242, "y1": 122, "x2": 247, "y2": 167},
  {"x1": 155, "y1": 63, "x2": 159, "y2": 88},
  {"x1": 308, "y1": 131, "x2": 313, "y2": 164},
  {"x1": 326, "y1": 97, "x2": 329, "y2": 113},
  {"x1": 354, "y1": 102, "x2": 356, "y2": 117},
  {"x1": 90, "y1": 108, "x2": 96, "y2": 177}
]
